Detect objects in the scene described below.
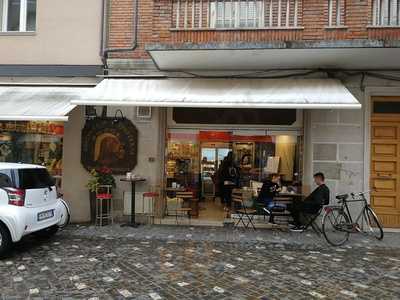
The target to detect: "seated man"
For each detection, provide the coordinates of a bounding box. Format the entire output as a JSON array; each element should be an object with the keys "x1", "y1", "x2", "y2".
[
  {"x1": 257, "y1": 173, "x2": 286, "y2": 223},
  {"x1": 287, "y1": 172, "x2": 330, "y2": 232}
]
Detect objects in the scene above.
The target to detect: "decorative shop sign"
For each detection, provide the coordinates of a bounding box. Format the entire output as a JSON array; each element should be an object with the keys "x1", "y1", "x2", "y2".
[
  {"x1": 0, "y1": 121, "x2": 64, "y2": 135},
  {"x1": 81, "y1": 117, "x2": 138, "y2": 174}
]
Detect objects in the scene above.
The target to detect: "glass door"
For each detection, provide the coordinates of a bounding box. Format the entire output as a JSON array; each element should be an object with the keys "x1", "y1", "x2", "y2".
[
  {"x1": 200, "y1": 145, "x2": 232, "y2": 198},
  {"x1": 201, "y1": 148, "x2": 216, "y2": 197},
  {"x1": 217, "y1": 148, "x2": 230, "y2": 169}
]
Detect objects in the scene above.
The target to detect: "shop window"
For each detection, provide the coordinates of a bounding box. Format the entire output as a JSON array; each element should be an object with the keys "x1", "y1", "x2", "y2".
[
  {"x1": 173, "y1": 108, "x2": 296, "y2": 125},
  {"x1": 165, "y1": 130, "x2": 302, "y2": 200},
  {"x1": 0, "y1": 0, "x2": 36, "y2": 32},
  {"x1": 0, "y1": 121, "x2": 63, "y2": 176},
  {"x1": 164, "y1": 130, "x2": 304, "y2": 220},
  {"x1": 166, "y1": 133, "x2": 200, "y2": 190}
]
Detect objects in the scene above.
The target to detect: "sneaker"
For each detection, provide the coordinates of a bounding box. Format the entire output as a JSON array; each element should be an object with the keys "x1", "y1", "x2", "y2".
[
  {"x1": 290, "y1": 226, "x2": 305, "y2": 232},
  {"x1": 262, "y1": 207, "x2": 271, "y2": 215}
]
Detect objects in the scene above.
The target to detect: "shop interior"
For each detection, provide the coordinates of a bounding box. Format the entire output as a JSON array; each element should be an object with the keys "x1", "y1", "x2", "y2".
[
  {"x1": 165, "y1": 130, "x2": 303, "y2": 222},
  {"x1": 0, "y1": 121, "x2": 64, "y2": 185}
]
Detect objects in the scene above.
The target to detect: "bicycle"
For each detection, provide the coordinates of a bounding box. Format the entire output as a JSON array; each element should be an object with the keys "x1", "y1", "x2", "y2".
[{"x1": 321, "y1": 191, "x2": 384, "y2": 246}]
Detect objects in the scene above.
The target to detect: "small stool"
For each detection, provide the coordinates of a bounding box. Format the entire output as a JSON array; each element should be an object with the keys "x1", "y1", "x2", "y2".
[
  {"x1": 142, "y1": 192, "x2": 159, "y2": 224},
  {"x1": 96, "y1": 185, "x2": 113, "y2": 227}
]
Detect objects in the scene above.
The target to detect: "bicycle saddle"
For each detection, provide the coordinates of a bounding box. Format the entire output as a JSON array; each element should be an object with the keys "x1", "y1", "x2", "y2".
[{"x1": 336, "y1": 194, "x2": 349, "y2": 200}]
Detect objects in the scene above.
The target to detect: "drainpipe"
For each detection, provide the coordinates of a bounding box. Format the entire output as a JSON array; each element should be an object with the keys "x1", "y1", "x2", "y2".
[{"x1": 101, "y1": 0, "x2": 139, "y2": 75}]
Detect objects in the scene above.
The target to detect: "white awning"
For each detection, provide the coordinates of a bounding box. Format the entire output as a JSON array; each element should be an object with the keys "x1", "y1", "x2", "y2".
[
  {"x1": 72, "y1": 78, "x2": 361, "y2": 109},
  {"x1": 0, "y1": 86, "x2": 89, "y2": 121}
]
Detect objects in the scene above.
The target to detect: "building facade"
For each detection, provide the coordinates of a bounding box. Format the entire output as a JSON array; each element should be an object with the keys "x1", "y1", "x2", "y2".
[
  {"x1": 2, "y1": 0, "x2": 400, "y2": 228},
  {"x1": 0, "y1": 0, "x2": 103, "y2": 221},
  {"x1": 89, "y1": 0, "x2": 400, "y2": 228}
]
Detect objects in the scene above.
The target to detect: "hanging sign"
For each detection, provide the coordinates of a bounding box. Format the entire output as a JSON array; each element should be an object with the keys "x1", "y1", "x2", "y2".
[{"x1": 81, "y1": 117, "x2": 138, "y2": 174}]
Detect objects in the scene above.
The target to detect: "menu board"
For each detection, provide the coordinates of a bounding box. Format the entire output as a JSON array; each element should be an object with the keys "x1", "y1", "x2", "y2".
[{"x1": 265, "y1": 156, "x2": 280, "y2": 174}]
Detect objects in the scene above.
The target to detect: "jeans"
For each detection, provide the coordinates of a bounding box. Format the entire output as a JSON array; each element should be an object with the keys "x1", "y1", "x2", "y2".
[{"x1": 261, "y1": 197, "x2": 287, "y2": 211}]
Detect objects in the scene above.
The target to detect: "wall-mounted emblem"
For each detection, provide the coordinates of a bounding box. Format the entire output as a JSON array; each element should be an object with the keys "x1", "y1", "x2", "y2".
[{"x1": 81, "y1": 116, "x2": 138, "y2": 174}]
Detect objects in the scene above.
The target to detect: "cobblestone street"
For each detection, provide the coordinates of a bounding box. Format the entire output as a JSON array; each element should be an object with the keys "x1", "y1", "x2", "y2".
[{"x1": 1, "y1": 225, "x2": 400, "y2": 299}]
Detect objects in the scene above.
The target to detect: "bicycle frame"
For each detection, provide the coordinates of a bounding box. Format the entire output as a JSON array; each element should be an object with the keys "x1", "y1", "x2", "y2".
[
  {"x1": 322, "y1": 191, "x2": 383, "y2": 245},
  {"x1": 336, "y1": 193, "x2": 371, "y2": 233}
]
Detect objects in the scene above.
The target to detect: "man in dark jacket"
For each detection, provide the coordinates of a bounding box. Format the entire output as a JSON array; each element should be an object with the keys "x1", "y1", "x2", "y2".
[{"x1": 288, "y1": 172, "x2": 330, "y2": 231}]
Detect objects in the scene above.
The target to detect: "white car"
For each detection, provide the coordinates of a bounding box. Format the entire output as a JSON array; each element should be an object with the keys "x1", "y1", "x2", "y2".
[{"x1": 0, "y1": 163, "x2": 70, "y2": 257}]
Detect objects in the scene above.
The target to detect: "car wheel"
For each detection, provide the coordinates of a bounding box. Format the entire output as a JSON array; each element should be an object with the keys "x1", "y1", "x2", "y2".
[
  {"x1": 0, "y1": 223, "x2": 12, "y2": 258},
  {"x1": 33, "y1": 225, "x2": 59, "y2": 239},
  {"x1": 58, "y1": 200, "x2": 70, "y2": 229}
]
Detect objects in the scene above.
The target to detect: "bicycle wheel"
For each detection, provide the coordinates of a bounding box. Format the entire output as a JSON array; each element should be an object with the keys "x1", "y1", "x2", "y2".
[
  {"x1": 322, "y1": 207, "x2": 351, "y2": 246},
  {"x1": 362, "y1": 207, "x2": 384, "y2": 240}
]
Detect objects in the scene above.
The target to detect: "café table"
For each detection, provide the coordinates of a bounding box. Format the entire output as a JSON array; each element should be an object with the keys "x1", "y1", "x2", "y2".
[
  {"x1": 277, "y1": 192, "x2": 305, "y2": 198},
  {"x1": 165, "y1": 187, "x2": 186, "y2": 193},
  {"x1": 120, "y1": 177, "x2": 146, "y2": 228},
  {"x1": 274, "y1": 192, "x2": 305, "y2": 205}
]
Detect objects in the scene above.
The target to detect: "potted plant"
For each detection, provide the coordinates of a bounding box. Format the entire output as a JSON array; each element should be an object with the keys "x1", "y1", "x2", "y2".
[{"x1": 86, "y1": 167, "x2": 116, "y2": 223}]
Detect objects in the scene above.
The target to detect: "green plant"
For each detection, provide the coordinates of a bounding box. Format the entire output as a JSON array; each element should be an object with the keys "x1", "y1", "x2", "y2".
[{"x1": 86, "y1": 167, "x2": 116, "y2": 193}]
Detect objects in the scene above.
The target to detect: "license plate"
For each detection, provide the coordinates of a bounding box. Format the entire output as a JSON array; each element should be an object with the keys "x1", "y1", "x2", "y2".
[{"x1": 38, "y1": 210, "x2": 54, "y2": 221}]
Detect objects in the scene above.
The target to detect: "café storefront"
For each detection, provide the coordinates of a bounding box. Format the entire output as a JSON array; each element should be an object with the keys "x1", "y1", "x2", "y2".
[
  {"x1": 164, "y1": 107, "x2": 303, "y2": 222},
  {"x1": 73, "y1": 77, "x2": 361, "y2": 224}
]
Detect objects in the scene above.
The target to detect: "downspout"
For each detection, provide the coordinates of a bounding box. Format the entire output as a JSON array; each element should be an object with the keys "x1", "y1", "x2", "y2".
[{"x1": 101, "y1": 0, "x2": 139, "y2": 75}]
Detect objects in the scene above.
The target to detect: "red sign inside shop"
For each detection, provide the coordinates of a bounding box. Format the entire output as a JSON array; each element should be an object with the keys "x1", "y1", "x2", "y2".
[
  {"x1": 168, "y1": 131, "x2": 273, "y2": 143},
  {"x1": 199, "y1": 131, "x2": 273, "y2": 142}
]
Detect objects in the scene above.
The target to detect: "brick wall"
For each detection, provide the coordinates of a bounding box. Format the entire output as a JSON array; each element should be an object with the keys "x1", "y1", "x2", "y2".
[{"x1": 107, "y1": 0, "x2": 400, "y2": 60}]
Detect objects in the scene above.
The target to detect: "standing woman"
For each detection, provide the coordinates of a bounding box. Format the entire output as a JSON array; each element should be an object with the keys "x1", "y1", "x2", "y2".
[{"x1": 219, "y1": 152, "x2": 239, "y2": 211}]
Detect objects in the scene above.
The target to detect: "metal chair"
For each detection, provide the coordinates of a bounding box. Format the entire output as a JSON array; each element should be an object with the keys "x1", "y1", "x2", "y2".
[
  {"x1": 232, "y1": 191, "x2": 257, "y2": 230},
  {"x1": 301, "y1": 207, "x2": 324, "y2": 235},
  {"x1": 95, "y1": 185, "x2": 113, "y2": 227}
]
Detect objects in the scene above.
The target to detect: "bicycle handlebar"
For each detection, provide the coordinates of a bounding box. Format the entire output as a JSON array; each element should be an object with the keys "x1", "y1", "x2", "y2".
[{"x1": 336, "y1": 190, "x2": 372, "y2": 203}]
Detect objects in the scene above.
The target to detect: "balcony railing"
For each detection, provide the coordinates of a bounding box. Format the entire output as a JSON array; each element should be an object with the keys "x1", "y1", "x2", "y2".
[
  {"x1": 171, "y1": 0, "x2": 302, "y2": 30},
  {"x1": 372, "y1": 0, "x2": 400, "y2": 26}
]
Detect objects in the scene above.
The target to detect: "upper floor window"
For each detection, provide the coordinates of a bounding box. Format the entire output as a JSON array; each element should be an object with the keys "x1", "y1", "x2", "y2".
[
  {"x1": 327, "y1": 0, "x2": 345, "y2": 27},
  {"x1": 210, "y1": 1, "x2": 264, "y2": 28},
  {"x1": 0, "y1": 0, "x2": 36, "y2": 32},
  {"x1": 172, "y1": 0, "x2": 301, "y2": 30},
  {"x1": 372, "y1": 0, "x2": 400, "y2": 26}
]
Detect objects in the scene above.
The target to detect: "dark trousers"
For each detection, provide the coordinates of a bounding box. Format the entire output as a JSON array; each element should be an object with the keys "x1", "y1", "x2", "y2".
[
  {"x1": 287, "y1": 200, "x2": 321, "y2": 226},
  {"x1": 221, "y1": 185, "x2": 234, "y2": 207}
]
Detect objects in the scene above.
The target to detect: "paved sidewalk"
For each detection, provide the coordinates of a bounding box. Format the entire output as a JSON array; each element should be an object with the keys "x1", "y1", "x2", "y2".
[
  {"x1": 0, "y1": 224, "x2": 399, "y2": 299},
  {"x1": 70, "y1": 224, "x2": 400, "y2": 250}
]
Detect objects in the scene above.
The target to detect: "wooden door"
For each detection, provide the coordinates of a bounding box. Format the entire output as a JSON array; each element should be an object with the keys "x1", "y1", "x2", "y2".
[{"x1": 371, "y1": 97, "x2": 400, "y2": 228}]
